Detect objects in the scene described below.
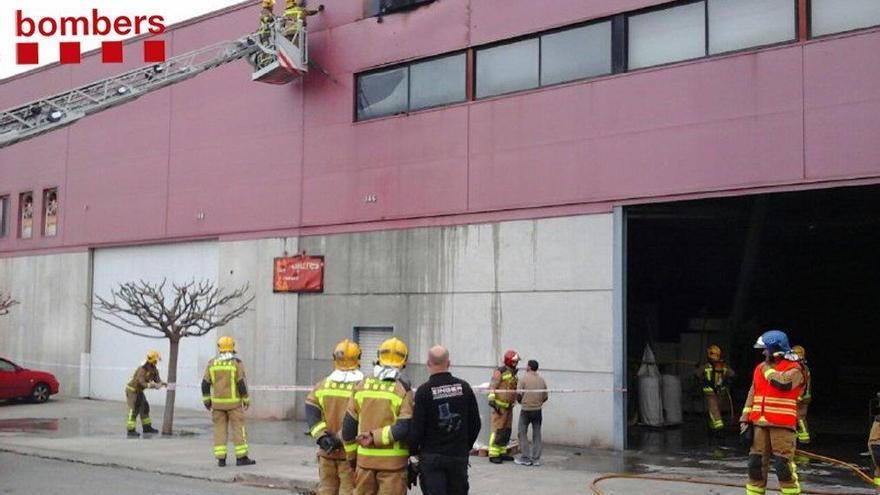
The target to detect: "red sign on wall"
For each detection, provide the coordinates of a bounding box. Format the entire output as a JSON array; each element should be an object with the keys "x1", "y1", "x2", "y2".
[{"x1": 273, "y1": 254, "x2": 324, "y2": 293}]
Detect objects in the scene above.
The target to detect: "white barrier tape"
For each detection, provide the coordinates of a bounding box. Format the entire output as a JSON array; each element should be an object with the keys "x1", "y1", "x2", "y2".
[{"x1": 10, "y1": 358, "x2": 198, "y2": 371}]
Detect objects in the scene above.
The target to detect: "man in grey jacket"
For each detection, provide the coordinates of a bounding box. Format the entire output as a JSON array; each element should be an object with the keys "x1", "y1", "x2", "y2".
[{"x1": 515, "y1": 360, "x2": 548, "y2": 466}]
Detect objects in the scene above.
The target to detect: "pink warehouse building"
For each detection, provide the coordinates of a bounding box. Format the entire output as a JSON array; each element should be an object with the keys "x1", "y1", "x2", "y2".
[{"x1": 2, "y1": 0, "x2": 880, "y2": 449}]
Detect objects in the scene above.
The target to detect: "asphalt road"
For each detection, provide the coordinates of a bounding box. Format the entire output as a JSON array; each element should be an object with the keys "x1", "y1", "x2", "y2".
[{"x1": 0, "y1": 452, "x2": 288, "y2": 495}]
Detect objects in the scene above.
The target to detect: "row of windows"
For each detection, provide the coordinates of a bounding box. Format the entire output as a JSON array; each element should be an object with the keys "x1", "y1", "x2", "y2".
[
  {"x1": 355, "y1": 0, "x2": 880, "y2": 121},
  {"x1": 0, "y1": 189, "x2": 59, "y2": 240}
]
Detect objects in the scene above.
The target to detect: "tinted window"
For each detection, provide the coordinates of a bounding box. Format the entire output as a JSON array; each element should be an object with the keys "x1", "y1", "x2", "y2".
[
  {"x1": 811, "y1": 0, "x2": 880, "y2": 36},
  {"x1": 0, "y1": 360, "x2": 16, "y2": 372},
  {"x1": 708, "y1": 0, "x2": 795, "y2": 54},
  {"x1": 356, "y1": 67, "x2": 409, "y2": 120},
  {"x1": 476, "y1": 38, "x2": 539, "y2": 98},
  {"x1": 541, "y1": 22, "x2": 612, "y2": 86},
  {"x1": 410, "y1": 53, "x2": 467, "y2": 111},
  {"x1": 628, "y1": 2, "x2": 707, "y2": 70}
]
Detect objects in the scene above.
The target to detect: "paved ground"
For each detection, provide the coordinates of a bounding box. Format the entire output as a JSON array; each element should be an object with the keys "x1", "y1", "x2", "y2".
[
  {"x1": 0, "y1": 452, "x2": 284, "y2": 495},
  {"x1": 0, "y1": 398, "x2": 871, "y2": 494}
]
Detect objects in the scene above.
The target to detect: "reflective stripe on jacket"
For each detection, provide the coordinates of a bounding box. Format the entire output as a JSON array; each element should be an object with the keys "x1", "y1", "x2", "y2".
[
  {"x1": 747, "y1": 359, "x2": 803, "y2": 429},
  {"x1": 346, "y1": 377, "x2": 413, "y2": 471},
  {"x1": 306, "y1": 378, "x2": 356, "y2": 460},
  {"x1": 488, "y1": 366, "x2": 517, "y2": 409},
  {"x1": 203, "y1": 358, "x2": 248, "y2": 411}
]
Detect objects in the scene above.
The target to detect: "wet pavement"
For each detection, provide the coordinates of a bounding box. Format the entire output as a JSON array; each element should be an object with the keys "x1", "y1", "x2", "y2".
[{"x1": 0, "y1": 398, "x2": 873, "y2": 494}]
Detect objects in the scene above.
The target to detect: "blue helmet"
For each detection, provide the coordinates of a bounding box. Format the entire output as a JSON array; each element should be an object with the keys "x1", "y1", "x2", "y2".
[{"x1": 754, "y1": 330, "x2": 791, "y2": 355}]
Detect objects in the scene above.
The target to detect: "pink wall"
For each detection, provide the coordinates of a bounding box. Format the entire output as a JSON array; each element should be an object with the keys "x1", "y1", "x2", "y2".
[{"x1": 1, "y1": 0, "x2": 880, "y2": 253}]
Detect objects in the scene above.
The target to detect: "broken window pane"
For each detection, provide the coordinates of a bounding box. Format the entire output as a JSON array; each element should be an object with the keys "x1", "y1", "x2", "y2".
[{"x1": 357, "y1": 66, "x2": 409, "y2": 120}]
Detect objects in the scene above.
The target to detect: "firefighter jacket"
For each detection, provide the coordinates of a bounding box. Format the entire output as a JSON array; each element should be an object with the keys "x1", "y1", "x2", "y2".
[
  {"x1": 342, "y1": 376, "x2": 414, "y2": 471},
  {"x1": 488, "y1": 366, "x2": 518, "y2": 410},
  {"x1": 306, "y1": 375, "x2": 358, "y2": 460},
  {"x1": 741, "y1": 359, "x2": 804, "y2": 429},
  {"x1": 201, "y1": 356, "x2": 250, "y2": 411},
  {"x1": 126, "y1": 363, "x2": 161, "y2": 394},
  {"x1": 699, "y1": 361, "x2": 735, "y2": 395}
]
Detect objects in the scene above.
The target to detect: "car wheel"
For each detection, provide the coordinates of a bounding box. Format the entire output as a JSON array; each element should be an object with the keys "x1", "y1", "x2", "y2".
[{"x1": 31, "y1": 383, "x2": 50, "y2": 403}]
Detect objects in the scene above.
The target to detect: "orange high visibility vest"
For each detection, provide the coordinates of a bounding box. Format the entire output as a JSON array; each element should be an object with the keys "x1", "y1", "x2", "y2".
[{"x1": 748, "y1": 359, "x2": 803, "y2": 429}]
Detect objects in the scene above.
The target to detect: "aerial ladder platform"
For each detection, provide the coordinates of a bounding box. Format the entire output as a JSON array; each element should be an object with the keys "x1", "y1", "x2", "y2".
[{"x1": 0, "y1": 18, "x2": 307, "y2": 149}]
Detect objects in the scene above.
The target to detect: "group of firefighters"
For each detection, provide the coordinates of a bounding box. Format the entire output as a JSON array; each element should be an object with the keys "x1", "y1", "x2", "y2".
[{"x1": 123, "y1": 328, "x2": 880, "y2": 495}]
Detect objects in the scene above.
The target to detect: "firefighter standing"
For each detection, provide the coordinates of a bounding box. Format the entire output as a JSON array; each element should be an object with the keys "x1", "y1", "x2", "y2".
[
  {"x1": 283, "y1": 0, "x2": 324, "y2": 41},
  {"x1": 488, "y1": 349, "x2": 520, "y2": 464},
  {"x1": 201, "y1": 336, "x2": 256, "y2": 467},
  {"x1": 740, "y1": 330, "x2": 805, "y2": 495},
  {"x1": 792, "y1": 345, "x2": 811, "y2": 445},
  {"x1": 125, "y1": 350, "x2": 165, "y2": 437},
  {"x1": 258, "y1": 0, "x2": 275, "y2": 42},
  {"x1": 870, "y1": 408, "x2": 880, "y2": 493},
  {"x1": 698, "y1": 345, "x2": 735, "y2": 434},
  {"x1": 306, "y1": 339, "x2": 364, "y2": 495},
  {"x1": 342, "y1": 337, "x2": 413, "y2": 495}
]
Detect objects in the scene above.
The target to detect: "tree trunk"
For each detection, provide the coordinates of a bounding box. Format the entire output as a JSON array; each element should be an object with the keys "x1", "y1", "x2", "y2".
[{"x1": 162, "y1": 336, "x2": 180, "y2": 436}]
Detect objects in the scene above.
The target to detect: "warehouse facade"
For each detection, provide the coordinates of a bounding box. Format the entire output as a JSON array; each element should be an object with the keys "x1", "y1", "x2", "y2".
[{"x1": 2, "y1": 0, "x2": 880, "y2": 449}]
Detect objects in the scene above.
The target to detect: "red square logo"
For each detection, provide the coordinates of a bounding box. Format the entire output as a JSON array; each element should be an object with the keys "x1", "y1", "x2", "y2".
[
  {"x1": 143, "y1": 39, "x2": 165, "y2": 63},
  {"x1": 16, "y1": 43, "x2": 39, "y2": 65},
  {"x1": 102, "y1": 41, "x2": 123, "y2": 63},
  {"x1": 59, "y1": 42, "x2": 81, "y2": 64}
]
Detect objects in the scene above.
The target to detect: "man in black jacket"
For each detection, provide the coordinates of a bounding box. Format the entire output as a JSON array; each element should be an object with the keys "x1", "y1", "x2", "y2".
[{"x1": 409, "y1": 346, "x2": 481, "y2": 495}]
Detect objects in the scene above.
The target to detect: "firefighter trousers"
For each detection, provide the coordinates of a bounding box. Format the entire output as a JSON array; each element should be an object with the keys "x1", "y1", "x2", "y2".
[
  {"x1": 318, "y1": 456, "x2": 353, "y2": 495},
  {"x1": 869, "y1": 420, "x2": 880, "y2": 493},
  {"x1": 353, "y1": 467, "x2": 407, "y2": 495},
  {"x1": 489, "y1": 408, "x2": 513, "y2": 458},
  {"x1": 212, "y1": 408, "x2": 248, "y2": 459},
  {"x1": 125, "y1": 391, "x2": 151, "y2": 431},
  {"x1": 704, "y1": 392, "x2": 725, "y2": 431},
  {"x1": 796, "y1": 402, "x2": 811, "y2": 444},
  {"x1": 746, "y1": 426, "x2": 800, "y2": 495}
]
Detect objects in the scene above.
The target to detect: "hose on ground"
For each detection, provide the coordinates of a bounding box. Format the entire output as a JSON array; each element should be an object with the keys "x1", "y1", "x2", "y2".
[{"x1": 588, "y1": 448, "x2": 873, "y2": 495}]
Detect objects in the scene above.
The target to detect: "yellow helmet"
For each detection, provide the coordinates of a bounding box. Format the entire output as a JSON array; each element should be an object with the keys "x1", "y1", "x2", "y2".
[
  {"x1": 217, "y1": 335, "x2": 236, "y2": 353},
  {"x1": 146, "y1": 350, "x2": 161, "y2": 365},
  {"x1": 286, "y1": 0, "x2": 301, "y2": 7},
  {"x1": 792, "y1": 345, "x2": 805, "y2": 360},
  {"x1": 377, "y1": 337, "x2": 408, "y2": 368},
  {"x1": 262, "y1": 0, "x2": 275, "y2": 7},
  {"x1": 706, "y1": 345, "x2": 721, "y2": 362},
  {"x1": 333, "y1": 339, "x2": 361, "y2": 371}
]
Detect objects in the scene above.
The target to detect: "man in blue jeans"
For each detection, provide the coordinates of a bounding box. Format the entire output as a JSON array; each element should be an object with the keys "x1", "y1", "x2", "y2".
[
  {"x1": 516, "y1": 360, "x2": 548, "y2": 466},
  {"x1": 409, "y1": 346, "x2": 481, "y2": 495}
]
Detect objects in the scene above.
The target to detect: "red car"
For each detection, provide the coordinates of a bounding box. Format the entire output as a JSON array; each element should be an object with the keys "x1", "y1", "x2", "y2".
[{"x1": 0, "y1": 357, "x2": 60, "y2": 403}]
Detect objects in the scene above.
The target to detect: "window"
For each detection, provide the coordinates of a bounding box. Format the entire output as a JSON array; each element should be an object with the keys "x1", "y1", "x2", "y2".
[
  {"x1": 476, "y1": 38, "x2": 539, "y2": 98},
  {"x1": 356, "y1": 53, "x2": 467, "y2": 121},
  {"x1": 409, "y1": 53, "x2": 467, "y2": 111},
  {"x1": 540, "y1": 22, "x2": 613, "y2": 86},
  {"x1": 43, "y1": 188, "x2": 58, "y2": 237},
  {"x1": 811, "y1": 0, "x2": 880, "y2": 37},
  {"x1": 628, "y1": 2, "x2": 706, "y2": 70},
  {"x1": 0, "y1": 359, "x2": 16, "y2": 372},
  {"x1": 357, "y1": 67, "x2": 408, "y2": 120},
  {"x1": 354, "y1": 326, "x2": 393, "y2": 376},
  {"x1": 19, "y1": 191, "x2": 33, "y2": 239},
  {"x1": 0, "y1": 196, "x2": 8, "y2": 237},
  {"x1": 708, "y1": 0, "x2": 795, "y2": 54}
]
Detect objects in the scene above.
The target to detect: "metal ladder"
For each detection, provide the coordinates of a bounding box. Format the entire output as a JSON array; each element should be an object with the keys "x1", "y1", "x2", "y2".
[{"x1": 0, "y1": 33, "x2": 265, "y2": 149}]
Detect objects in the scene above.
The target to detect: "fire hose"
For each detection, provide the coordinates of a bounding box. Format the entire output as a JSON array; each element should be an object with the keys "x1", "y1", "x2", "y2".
[{"x1": 589, "y1": 449, "x2": 873, "y2": 495}]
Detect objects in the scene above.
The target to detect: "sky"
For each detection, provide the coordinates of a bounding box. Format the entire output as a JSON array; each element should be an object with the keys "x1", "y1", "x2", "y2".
[{"x1": 0, "y1": 0, "x2": 246, "y2": 79}]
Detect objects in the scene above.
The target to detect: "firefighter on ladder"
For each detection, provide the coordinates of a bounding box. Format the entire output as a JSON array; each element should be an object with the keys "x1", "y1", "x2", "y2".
[
  {"x1": 202, "y1": 336, "x2": 256, "y2": 467},
  {"x1": 792, "y1": 345, "x2": 811, "y2": 445},
  {"x1": 125, "y1": 350, "x2": 165, "y2": 437},
  {"x1": 488, "y1": 349, "x2": 520, "y2": 464},
  {"x1": 740, "y1": 330, "x2": 805, "y2": 495},
  {"x1": 283, "y1": 0, "x2": 324, "y2": 43},
  {"x1": 306, "y1": 339, "x2": 364, "y2": 495},
  {"x1": 342, "y1": 337, "x2": 413, "y2": 495},
  {"x1": 699, "y1": 345, "x2": 735, "y2": 436}
]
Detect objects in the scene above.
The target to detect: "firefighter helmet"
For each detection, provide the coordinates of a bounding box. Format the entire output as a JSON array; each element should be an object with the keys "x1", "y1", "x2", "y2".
[
  {"x1": 286, "y1": 0, "x2": 301, "y2": 7},
  {"x1": 217, "y1": 335, "x2": 236, "y2": 353},
  {"x1": 377, "y1": 337, "x2": 408, "y2": 368},
  {"x1": 754, "y1": 330, "x2": 791, "y2": 356},
  {"x1": 706, "y1": 345, "x2": 721, "y2": 362},
  {"x1": 792, "y1": 345, "x2": 806, "y2": 360},
  {"x1": 146, "y1": 350, "x2": 161, "y2": 365},
  {"x1": 333, "y1": 339, "x2": 361, "y2": 371},
  {"x1": 262, "y1": 0, "x2": 275, "y2": 8},
  {"x1": 503, "y1": 349, "x2": 520, "y2": 368}
]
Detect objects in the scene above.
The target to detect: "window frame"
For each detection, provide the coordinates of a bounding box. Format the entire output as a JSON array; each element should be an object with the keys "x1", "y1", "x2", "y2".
[
  {"x1": 42, "y1": 187, "x2": 59, "y2": 238},
  {"x1": 354, "y1": 50, "x2": 468, "y2": 122},
  {"x1": 0, "y1": 195, "x2": 8, "y2": 238},
  {"x1": 18, "y1": 191, "x2": 34, "y2": 240}
]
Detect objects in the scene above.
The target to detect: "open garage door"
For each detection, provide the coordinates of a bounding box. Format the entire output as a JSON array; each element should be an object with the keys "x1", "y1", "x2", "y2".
[
  {"x1": 625, "y1": 184, "x2": 880, "y2": 461},
  {"x1": 89, "y1": 241, "x2": 219, "y2": 410}
]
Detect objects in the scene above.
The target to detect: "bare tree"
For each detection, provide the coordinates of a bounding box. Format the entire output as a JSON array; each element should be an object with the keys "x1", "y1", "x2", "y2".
[
  {"x1": 0, "y1": 292, "x2": 19, "y2": 316},
  {"x1": 92, "y1": 279, "x2": 252, "y2": 435}
]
